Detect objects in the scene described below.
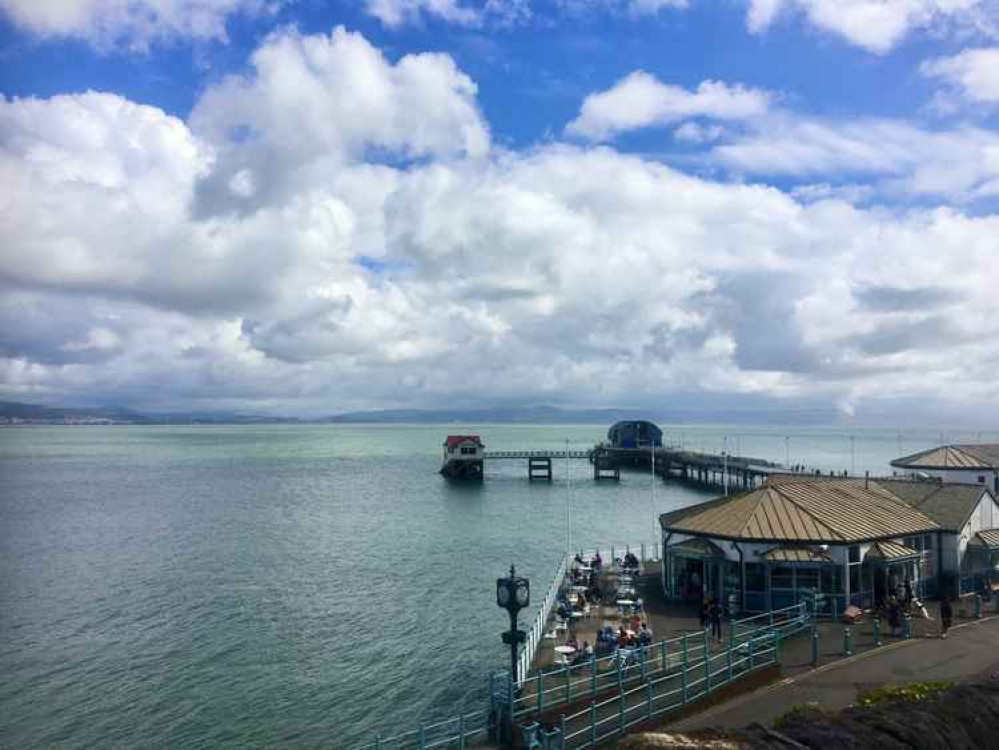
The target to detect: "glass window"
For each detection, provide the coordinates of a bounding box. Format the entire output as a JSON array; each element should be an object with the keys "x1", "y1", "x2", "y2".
[
  {"x1": 771, "y1": 566, "x2": 793, "y2": 588},
  {"x1": 745, "y1": 563, "x2": 765, "y2": 592},
  {"x1": 849, "y1": 545, "x2": 860, "y2": 563},
  {"x1": 850, "y1": 566, "x2": 863, "y2": 594},
  {"x1": 797, "y1": 568, "x2": 819, "y2": 591},
  {"x1": 822, "y1": 565, "x2": 842, "y2": 593}
]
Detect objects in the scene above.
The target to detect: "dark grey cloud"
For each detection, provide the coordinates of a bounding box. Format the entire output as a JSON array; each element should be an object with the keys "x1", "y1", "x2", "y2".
[{"x1": 853, "y1": 284, "x2": 958, "y2": 313}]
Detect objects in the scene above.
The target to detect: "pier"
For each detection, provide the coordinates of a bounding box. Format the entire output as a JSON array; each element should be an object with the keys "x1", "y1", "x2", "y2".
[{"x1": 442, "y1": 432, "x2": 804, "y2": 488}]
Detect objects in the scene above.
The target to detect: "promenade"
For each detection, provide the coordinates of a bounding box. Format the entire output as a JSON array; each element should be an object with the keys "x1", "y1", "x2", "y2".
[{"x1": 672, "y1": 613, "x2": 999, "y2": 732}]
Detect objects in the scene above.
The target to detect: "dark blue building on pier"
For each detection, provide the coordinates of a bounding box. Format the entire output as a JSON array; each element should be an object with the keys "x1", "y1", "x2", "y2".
[{"x1": 607, "y1": 420, "x2": 662, "y2": 449}]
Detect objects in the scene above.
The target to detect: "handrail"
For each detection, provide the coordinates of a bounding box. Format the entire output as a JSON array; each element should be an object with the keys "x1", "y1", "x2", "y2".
[{"x1": 349, "y1": 603, "x2": 809, "y2": 750}]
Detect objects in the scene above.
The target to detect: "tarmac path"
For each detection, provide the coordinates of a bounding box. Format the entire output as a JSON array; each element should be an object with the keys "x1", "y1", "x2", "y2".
[{"x1": 672, "y1": 614, "x2": 999, "y2": 732}]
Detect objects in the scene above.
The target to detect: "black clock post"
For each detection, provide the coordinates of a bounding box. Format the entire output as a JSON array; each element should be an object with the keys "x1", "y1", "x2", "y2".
[{"x1": 495, "y1": 564, "x2": 530, "y2": 746}]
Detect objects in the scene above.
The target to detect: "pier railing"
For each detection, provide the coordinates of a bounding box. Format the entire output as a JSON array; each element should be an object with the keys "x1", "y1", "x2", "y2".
[{"x1": 519, "y1": 553, "x2": 570, "y2": 682}]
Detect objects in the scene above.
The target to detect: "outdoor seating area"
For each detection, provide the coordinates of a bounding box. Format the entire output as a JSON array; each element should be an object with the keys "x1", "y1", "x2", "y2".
[{"x1": 535, "y1": 551, "x2": 678, "y2": 672}]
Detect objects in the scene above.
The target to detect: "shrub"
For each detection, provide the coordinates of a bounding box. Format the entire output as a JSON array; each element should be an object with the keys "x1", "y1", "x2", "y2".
[
  {"x1": 856, "y1": 681, "x2": 954, "y2": 707},
  {"x1": 773, "y1": 702, "x2": 824, "y2": 728}
]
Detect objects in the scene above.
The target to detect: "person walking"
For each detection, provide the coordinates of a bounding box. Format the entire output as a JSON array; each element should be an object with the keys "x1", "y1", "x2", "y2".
[
  {"x1": 887, "y1": 596, "x2": 900, "y2": 637},
  {"x1": 709, "y1": 598, "x2": 723, "y2": 642},
  {"x1": 939, "y1": 597, "x2": 953, "y2": 639}
]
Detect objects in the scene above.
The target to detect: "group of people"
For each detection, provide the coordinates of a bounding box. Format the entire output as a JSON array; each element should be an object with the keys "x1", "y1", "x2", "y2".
[
  {"x1": 700, "y1": 597, "x2": 724, "y2": 641},
  {"x1": 595, "y1": 621, "x2": 653, "y2": 655}
]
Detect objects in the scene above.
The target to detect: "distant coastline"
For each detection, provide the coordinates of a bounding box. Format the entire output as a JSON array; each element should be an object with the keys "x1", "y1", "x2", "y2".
[{"x1": 0, "y1": 399, "x2": 853, "y2": 427}]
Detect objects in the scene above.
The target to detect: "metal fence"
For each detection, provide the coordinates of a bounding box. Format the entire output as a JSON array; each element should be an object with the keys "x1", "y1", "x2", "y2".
[
  {"x1": 349, "y1": 602, "x2": 809, "y2": 750},
  {"x1": 513, "y1": 602, "x2": 808, "y2": 722}
]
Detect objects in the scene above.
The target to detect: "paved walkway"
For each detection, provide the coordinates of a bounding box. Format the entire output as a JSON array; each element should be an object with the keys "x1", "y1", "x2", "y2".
[{"x1": 672, "y1": 614, "x2": 999, "y2": 731}]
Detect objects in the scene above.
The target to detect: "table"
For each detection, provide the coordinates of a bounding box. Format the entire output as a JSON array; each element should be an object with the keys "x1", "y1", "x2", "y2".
[
  {"x1": 616, "y1": 599, "x2": 635, "y2": 607},
  {"x1": 572, "y1": 585, "x2": 588, "y2": 592},
  {"x1": 554, "y1": 645, "x2": 577, "y2": 655}
]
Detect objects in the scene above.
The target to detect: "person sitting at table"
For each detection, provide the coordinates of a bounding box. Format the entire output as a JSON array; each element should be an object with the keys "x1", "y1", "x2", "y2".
[
  {"x1": 574, "y1": 552, "x2": 585, "y2": 565},
  {"x1": 593, "y1": 552, "x2": 603, "y2": 570},
  {"x1": 618, "y1": 628, "x2": 630, "y2": 647},
  {"x1": 638, "y1": 623, "x2": 652, "y2": 646},
  {"x1": 566, "y1": 636, "x2": 579, "y2": 651}
]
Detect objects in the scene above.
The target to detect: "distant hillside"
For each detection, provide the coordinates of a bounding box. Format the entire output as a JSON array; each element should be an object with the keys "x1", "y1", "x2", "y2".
[{"x1": 0, "y1": 400, "x2": 298, "y2": 425}]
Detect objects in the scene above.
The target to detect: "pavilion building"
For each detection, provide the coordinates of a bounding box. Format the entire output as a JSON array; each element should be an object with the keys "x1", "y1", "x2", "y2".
[
  {"x1": 659, "y1": 475, "x2": 999, "y2": 616},
  {"x1": 891, "y1": 444, "x2": 999, "y2": 492}
]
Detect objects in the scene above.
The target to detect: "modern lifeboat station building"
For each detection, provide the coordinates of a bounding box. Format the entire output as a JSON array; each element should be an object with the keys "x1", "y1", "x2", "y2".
[{"x1": 659, "y1": 475, "x2": 999, "y2": 615}]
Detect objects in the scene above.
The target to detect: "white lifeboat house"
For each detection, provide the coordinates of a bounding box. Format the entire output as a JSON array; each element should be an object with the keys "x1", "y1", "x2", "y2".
[
  {"x1": 660, "y1": 475, "x2": 999, "y2": 617},
  {"x1": 891, "y1": 444, "x2": 999, "y2": 493},
  {"x1": 440, "y1": 435, "x2": 484, "y2": 480}
]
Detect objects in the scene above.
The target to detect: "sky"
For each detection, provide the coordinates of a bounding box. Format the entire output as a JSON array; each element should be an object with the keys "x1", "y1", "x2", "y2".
[{"x1": 1, "y1": 1, "x2": 999, "y2": 423}]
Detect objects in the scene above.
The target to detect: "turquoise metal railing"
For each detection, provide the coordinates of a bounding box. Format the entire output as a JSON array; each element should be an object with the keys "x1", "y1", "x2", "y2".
[
  {"x1": 511, "y1": 602, "x2": 808, "y2": 721},
  {"x1": 558, "y1": 629, "x2": 783, "y2": 750},
  {"x1": 348, "y1": 603, "x2": 806, "y2": 750}
]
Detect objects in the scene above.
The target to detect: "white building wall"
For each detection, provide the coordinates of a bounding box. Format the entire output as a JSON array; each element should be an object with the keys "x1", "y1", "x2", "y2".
[{"x1": 957, "y1": 491, "x2": 999, "y2": 565}]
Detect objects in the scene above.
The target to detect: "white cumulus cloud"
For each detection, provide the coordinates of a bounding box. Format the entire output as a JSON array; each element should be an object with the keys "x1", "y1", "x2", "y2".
[
  {"x1": 0, "y1": 0, "x2": 271, "y2": 49},
  {"x1": 746, "y1": 0, "x2": 999, "y2": 54},
  {"x1": 566, "y1": 72, "x2": 772, "y2": 142},
  {"x1": 922, "y1": 47, "x2": 999, "y2": 104}
]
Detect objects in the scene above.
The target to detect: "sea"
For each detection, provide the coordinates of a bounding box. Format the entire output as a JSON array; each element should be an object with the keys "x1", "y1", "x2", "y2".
[{"x1": 1, "y1": 423, "x2": 995, "y2": 749}]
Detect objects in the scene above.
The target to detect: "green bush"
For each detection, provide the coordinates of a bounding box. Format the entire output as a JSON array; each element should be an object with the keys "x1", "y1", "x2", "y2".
[
  {"x1": 856, "y1": 682, "x2": 954, "y2": 707},
  {"x1": 773, "y1": 702, "x2": 824, "y2": 728}
]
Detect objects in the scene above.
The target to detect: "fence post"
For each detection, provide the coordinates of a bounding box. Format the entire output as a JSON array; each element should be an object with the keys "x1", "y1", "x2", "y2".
[
  {"x1": 375, "y1": 735, "x2": 382, "y2": 750},
  {"x1": 975, "y1": 594, "x2": 983, "y2": 619},
  {"x1": 681, "y1": 633, "x2": 688, "y2": 703},
  {"x1": 419, "y1": 724, "x2": 426, "y2": 750},
  {"x1": 618, "y1": 692, "x2": 625, "y2": 734},
  {"x1": 646, "y1": 679, "x2": 654, "y2": 720},
  {"x1": 843, "y1": 627, "x2": 852, "y2": 656},
  {"x1": 590, "y1": 654, "x2": 597, "y2": 699},
  {"x1": 773, "y1": 627, "x2": 781, "y2": 663},
  {"x1": 589, "y1": 702, "x2": 596, "y2": 745},
  {"x1": 703, "y1": 628, "x2": 710, "y2": 692},
  {"x1": 459, "y1": 714, "x2": 466, "y2": 750},
  {"x1": 747, "y1": 635, "x2": 754, "y2": 670},
  {"x1": 726, "y1": 635, "x2": 733, "y2": 681},
  {"x1": 902, "y1": 615, "x2": 912, "y2": 640},
  {"x1": 537, "y1": 673, "x2": 544, "y2": 716},
  {"x1": 660, "y1": 640, "x2": 667, "y2": 672},
  {"x1": 641, "y1": 543, "x2": 646, "y2": 563},
  {"x1": 564, "y1": 665, "x2": 570, "y2": 704},
  {"x1": 559, "y1": 715, "x2": 566, "y2": 750},
  {"x1": 811, "y1": 627, "x2": 819, "y2": 667},
  {"x1": 873, "y1": 616, "x2": 882, "y2": 647}
]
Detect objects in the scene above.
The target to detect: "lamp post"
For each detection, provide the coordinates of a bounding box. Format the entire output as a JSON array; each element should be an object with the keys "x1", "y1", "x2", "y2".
[{"x1": 497, "y1": 565, "x2": 530, "y2": 684}]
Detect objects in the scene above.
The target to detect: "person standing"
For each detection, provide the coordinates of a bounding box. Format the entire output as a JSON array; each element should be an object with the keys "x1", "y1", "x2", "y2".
[
  {"x1": 709, "y1": 598, "x2": 723, "y2": 642},
  {"x1": 940, "y1": 597, "x2": 953, "y2": 639},
  {"x1": 887, "y1": 596, "x2": 900, "y2": 637},
  {"x1": 700, "y1": 598, "x2": 710, "y2": 631}
]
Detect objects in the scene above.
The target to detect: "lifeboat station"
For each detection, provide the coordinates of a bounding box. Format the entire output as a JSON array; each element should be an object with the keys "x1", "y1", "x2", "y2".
[{"x1": 660, "y1": 474, "x2": 999, "y2": 615}]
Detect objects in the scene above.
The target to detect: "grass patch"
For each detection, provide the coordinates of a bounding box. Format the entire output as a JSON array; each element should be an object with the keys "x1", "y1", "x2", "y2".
[{"x1": 856, "y1": 682, "x2": 955, "y2": 707}]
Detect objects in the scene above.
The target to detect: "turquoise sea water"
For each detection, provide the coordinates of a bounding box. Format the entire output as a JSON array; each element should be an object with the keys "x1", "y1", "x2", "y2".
[{"x1": 2, "y1": 423, "x2": 995, "y2": 748}]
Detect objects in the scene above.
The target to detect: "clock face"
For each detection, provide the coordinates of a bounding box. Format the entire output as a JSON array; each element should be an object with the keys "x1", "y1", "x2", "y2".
[
  {"x1": 497, "y1": 583, "x2": 511, "y2": 606},
  {"x1": 515, "y1": 582, "x2": 529, "y2": 607}
]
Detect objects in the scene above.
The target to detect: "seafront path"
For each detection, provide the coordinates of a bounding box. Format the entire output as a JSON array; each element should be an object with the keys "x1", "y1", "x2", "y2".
[{"x1": 671, "y1": 613, "x2": 999, "y2": 732}]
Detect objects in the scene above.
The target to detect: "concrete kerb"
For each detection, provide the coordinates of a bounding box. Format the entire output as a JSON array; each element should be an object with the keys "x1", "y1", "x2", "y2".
[{"x1": 669, "y1": 613, "x2": 999, "y2": 732}]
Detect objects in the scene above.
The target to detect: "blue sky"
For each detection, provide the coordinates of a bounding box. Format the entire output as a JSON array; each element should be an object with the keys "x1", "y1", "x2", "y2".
[{"x1": 2, "y1": 1, "x2": 999, "y2": 423}]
